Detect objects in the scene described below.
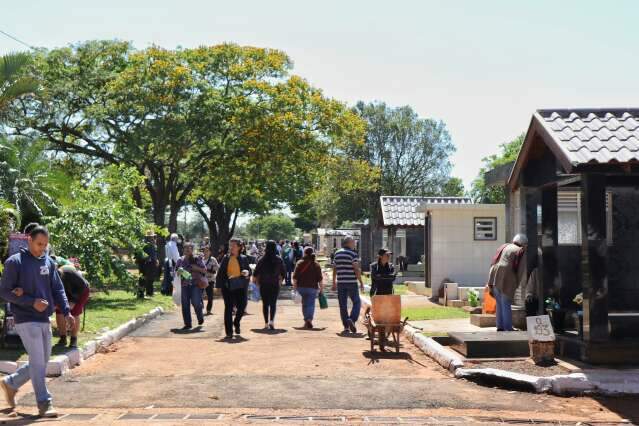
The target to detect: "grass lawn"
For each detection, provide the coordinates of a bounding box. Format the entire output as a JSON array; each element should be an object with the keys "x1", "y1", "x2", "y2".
[
  {"x1": 393, "y1": 284, "x2": 410, "y2": 295},
  {"x1": 401, "y1": 306, "x2": 469, "y2": 321},
  {"x1": 0, "y1": 290, "x2": 175, "y2": 361}
]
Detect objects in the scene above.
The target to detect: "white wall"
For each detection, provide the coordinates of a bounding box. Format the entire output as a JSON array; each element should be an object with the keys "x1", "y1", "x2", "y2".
[{"x1": 429, "y1": 205, "x2": 505, "y2": 292}]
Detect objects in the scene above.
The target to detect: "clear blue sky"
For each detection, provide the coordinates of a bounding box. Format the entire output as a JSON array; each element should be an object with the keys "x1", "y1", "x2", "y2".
[{"x1": 2, "y1": 0, "x2": 638, "y2": 189}]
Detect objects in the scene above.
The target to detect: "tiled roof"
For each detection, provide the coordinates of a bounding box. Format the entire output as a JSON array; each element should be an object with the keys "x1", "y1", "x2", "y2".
[
  {"x1": 380, "y1": 196, "x2": 472, "y2": 227},
  {"x1": 537, "y1": 109, "x2": 639, "y2": 165}
]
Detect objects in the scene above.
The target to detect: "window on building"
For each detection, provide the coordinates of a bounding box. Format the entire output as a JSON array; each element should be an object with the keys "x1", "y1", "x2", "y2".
[
  {"x1": 558, "y1": 191, "x2": 613, "y2": 246},
  {"x1": 474, "y1": 217, "x2": 497, "y2": 240}
]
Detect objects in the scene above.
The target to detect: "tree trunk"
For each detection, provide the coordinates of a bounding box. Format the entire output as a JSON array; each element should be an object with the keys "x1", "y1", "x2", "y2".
[
  {"x1": 168, "y1": 202, "x2": 180, "y2": 234},
  {"x1": 194, "y1": 199, "x2": 240, "y2": 252}
]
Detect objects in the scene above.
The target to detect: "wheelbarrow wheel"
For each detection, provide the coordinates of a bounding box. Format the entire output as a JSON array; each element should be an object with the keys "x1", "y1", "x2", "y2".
[{"x1": 369, "y1": 327, "x2": 375, "y2": 352}]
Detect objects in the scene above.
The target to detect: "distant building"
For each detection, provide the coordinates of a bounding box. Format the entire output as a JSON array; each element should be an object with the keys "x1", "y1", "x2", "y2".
[
  {"x1": 360, "y1": 196, "x2": 505, "y2": 291},
  {"x1": 311, "y1": 228, "x2": 361, "y2": 255}
]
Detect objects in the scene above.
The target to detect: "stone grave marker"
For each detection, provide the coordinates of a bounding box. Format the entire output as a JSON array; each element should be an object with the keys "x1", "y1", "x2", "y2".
[{"x1": 526, "y1": 315, "x2": 555, "y2": 364}]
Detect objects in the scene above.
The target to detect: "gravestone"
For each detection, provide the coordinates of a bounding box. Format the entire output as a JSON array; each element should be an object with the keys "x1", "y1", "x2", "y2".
[
  {"x1": 526, "y1": 315, "x2": 555, "y2": 364},
  {"x1": 448, "y1": 331, "x2": 529, "y2": 358}
]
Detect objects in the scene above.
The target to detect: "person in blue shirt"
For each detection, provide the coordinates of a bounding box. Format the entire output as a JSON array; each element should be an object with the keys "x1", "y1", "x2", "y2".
[{"x1": 0, "y1": 226, "x2": 73, "y2": 418}]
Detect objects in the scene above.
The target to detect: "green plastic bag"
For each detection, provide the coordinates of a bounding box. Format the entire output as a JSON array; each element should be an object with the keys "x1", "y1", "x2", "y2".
[{"x1": 318, "y1": 291, "x2": 328, "y2": 309}]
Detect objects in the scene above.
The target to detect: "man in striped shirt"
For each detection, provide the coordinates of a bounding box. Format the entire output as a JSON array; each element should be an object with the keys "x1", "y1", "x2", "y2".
[{"x1": 331, "y1": 236, "x2": 364, "y2": 334}]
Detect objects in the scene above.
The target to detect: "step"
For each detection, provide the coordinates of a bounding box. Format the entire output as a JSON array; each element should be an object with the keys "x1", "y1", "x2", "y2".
[
  {"x1": 470, "y1": 313, "x2": 496, "y2": 327},
  {"x1": 448, "y1": 331, "x2": 529, "y2": 358}
]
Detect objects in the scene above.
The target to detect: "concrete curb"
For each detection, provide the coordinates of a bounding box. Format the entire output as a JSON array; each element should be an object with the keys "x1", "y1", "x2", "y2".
[
  {"x1": 403, "y1": 325, "x2": 465, "y2": 372},
  {"x1": 455, "y1": 367, "x2": 639, "y2": 396},
  {"x1": 360, "y1": 295, "x2": 464, "y2": 372},
  {"x1": 0, "y1": 306, "x2": 165, "y2": 378}
]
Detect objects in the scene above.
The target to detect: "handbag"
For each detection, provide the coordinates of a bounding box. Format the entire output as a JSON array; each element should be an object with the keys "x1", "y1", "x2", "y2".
[
  {"x1": 196, "y1": 277, "x2": 209, "y2": 290},
  {"x1": 318, "y1": 291, "x2": 328, "y2": 309},
  {"x1": 228, "y1": 277, "x2": 247, "y2": 291}
]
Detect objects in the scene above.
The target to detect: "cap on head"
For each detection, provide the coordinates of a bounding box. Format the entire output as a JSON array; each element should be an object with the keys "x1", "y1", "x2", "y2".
[
  {"x1": 513, "y1": 233, "x2": 528, "y2": 246},
  {"x1": 378, "y1": 248, "x2": 392, "y2": 256}
]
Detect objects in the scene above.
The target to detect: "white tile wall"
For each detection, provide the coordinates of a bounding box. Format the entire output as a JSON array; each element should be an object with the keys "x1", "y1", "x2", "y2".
[{"x1": 430, "y1": 206, "x2": 506, "y2": 292}]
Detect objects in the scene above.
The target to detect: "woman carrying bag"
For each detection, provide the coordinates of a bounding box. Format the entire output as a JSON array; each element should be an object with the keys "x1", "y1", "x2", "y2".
[
  {"x1": 253, "y1": 240, "x2": 286, "y2": 330},
  {"x1": 217, "y1": 239, "x2": 252, "y2": 339},
  {"x1": 292, "y1": 247, "x2": 324, "y2": 329}
]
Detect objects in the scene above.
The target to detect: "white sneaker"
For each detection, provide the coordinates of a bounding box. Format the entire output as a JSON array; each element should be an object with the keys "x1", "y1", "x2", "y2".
[{"x1": 38, "y1": 401, "x2": 58, "y2": 418}]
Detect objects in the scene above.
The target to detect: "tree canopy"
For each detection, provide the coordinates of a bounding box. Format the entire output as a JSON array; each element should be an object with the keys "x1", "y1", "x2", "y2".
[
  {"x1": 470, "y1": 133, "x2": 524, "y2": 203},
  {"x1": 246, "y1": 214, "x2": 297, "y2": 241},
  {"x1": 301, "y1": 101, "x2": 458, "y2": 226},
  {"x1": 3, "y1": 41, "x2": 370, "y2": 249}
]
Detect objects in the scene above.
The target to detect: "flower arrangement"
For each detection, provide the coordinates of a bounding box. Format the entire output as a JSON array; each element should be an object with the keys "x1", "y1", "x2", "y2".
[{"x1": 572, "y1": 293, "x2": 583, "y2": 306}]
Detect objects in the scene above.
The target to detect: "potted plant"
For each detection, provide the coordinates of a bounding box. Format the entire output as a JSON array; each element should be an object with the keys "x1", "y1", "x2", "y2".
[
  {"x1": 545, "y1": 297, "x2": 565, "y2": 331},
  {"x1": 467, "y1": 289, "x2": 480, "y2": 308}
]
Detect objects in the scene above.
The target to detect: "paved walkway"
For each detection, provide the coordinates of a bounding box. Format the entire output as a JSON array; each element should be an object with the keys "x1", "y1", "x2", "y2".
[{"x1": 4, "y1": 299, "x2": 637, "y2": 424}]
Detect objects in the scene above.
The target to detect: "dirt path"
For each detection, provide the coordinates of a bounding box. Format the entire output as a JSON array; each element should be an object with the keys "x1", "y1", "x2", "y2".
[{"x1": 7, "y1": 299, "x2": 638, "y2": 424}]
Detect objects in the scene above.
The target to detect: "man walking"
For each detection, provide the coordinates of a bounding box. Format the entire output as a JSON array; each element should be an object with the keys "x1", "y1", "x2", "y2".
[
  {"x1": 0, "y1": 226, "x2": 74, "y2": 417},
  {"x1": 331, "y1": 236, "x2": 364, "y2": 334}
]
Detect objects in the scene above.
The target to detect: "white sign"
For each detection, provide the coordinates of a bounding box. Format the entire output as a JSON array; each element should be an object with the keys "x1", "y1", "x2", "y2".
[{"x1": 526, "y1": 315, "x2": 555, "y2": 342}]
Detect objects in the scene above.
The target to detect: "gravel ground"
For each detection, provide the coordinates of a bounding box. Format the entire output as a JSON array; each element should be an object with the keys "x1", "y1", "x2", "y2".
[{"x1": 467, "y1": 360, "x2": 571, "y2": 377}]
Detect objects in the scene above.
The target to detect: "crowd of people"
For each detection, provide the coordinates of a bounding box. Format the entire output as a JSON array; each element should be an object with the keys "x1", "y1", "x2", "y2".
[
  {"x1": 0, "y1": 224, "x2": 400, "y2": 417},
  {"x1": 154, "y1": 234, "x2": 403, "y2": 338}
]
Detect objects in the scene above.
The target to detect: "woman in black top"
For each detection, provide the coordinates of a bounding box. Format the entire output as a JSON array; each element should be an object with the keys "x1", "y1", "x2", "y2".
[
  {"x1": 253, "y1": 240, "x2": 286, "y2": 330},
  {"x1": 217, "y1": 239, "x2": 252, "y2": 339},
  {"x1": 370, "y1": 248, "x2": 396, "y2": 297}
]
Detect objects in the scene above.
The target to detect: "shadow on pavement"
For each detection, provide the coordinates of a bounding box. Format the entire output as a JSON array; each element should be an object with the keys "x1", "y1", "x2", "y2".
[
  {"x1": 216, "y1": 336, "x2": 249, "y2": 344},
  {"x1": 170, "y1": 326, "x2": 205, "y2": 335},
  {"x1": 336, "y1": 332, "x2": 365, "y2": 338},
  {"x1": 292, "y1": 327, "x2": 327, "y2": 332},
  {"x1": 362, "y1": 350, "x2": 428, "y2": 368},
  {"x1": 251, "y1": 328, "x2": 288, "y2": 335},
  {"x1": 593, "y1": 396, "x2": 639, "y2": 425}
]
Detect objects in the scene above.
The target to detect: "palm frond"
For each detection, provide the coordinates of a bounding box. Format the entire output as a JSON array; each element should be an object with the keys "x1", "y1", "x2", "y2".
[
  {"x1": 0, "y1": 77, "x2": 38, "y2": 101},
  {"x1": 0, "y1": 52, "x2": 32, "y2": 83}
]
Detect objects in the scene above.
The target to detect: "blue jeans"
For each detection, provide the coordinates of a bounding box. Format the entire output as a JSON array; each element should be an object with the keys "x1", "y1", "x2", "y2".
[
  {"x1": 297, "y1": 288, "x2": 318, "y2": 321},
  {"x1": 181, "y1": 284, "x2": 204, "y2": 327},
  {"x1": 337, "y1": 285, "x2": 361, "y2": 328},
  {"x1": 5, "y1": 322, "x2": 52, "y2": 405},
  {"x1": 494, "y1": 287, "x2": 513, "y2": 331}
]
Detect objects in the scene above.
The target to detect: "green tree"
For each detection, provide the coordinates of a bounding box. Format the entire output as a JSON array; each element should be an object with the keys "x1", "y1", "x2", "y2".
[
  {"x1": 441, "y1": 177, "x2": 466, "y2": 197},
  {"x1": 309, "y1": 101, "x2": 456, "y2": 226},
  {"x1": 0, "y1": 52, "x2": 37, "y2": 115},
  {"x1": 5, "y1": 41, "x2": 201, "y2": 234},
  {"x1": 185, "y1": 44, "x2": 369, "y2": 248},
  {"x1": 47, "y1": 166, "x2": 159, "y2": 289},
  {"x1": 470, "y1": 134, "x2": 524, "y2": 203},
  {"x1": 0, "y1": 199, "x2": 20, "y2": 261},
  {"x1": 0, "y1": 137, "x2": 68, "y2": 224},
  {"x1": 246, "y1": 214, "x2": 296, "y2": 241}
]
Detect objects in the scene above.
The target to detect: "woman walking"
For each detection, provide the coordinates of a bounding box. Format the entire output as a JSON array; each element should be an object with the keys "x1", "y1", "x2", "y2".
[
  {"x1": 202, "y1": 246, "x2": 219, "y2": 315},
  {"x1": 293, "y1": 247, "x2": 324, "y2": 329},
  {"x1": 253, "y1": 241, "x2": 286, "y2": 330},
  {"x1": 217, "y1": 239, "x2": 252, "y2": 339},
  {"x1": 369, "y1": 248, "x2": 396, "y2": 297}
]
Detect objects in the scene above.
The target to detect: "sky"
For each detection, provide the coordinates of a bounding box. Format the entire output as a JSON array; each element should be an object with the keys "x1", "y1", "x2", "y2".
[{"x1": 2, "y1": 0, "x2": 639, "y2": 190}]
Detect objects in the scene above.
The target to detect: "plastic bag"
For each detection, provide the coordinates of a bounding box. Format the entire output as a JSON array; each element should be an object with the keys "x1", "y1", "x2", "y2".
[
  {"x1": 249, "y1": 282, "x2": 260, "y2": 302},
  {"x1": 172, "y1": 275, "x2": 182, "y2": 306},
  {"x1": 483, "y1": 286, "x2": 496, "y2": 314},
  {"x1": 318, "y1": 291, "x2": 328, "y2": 309},
  {"x1": 293, "y1": 290, "x2": 302, "y2": 305}
]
